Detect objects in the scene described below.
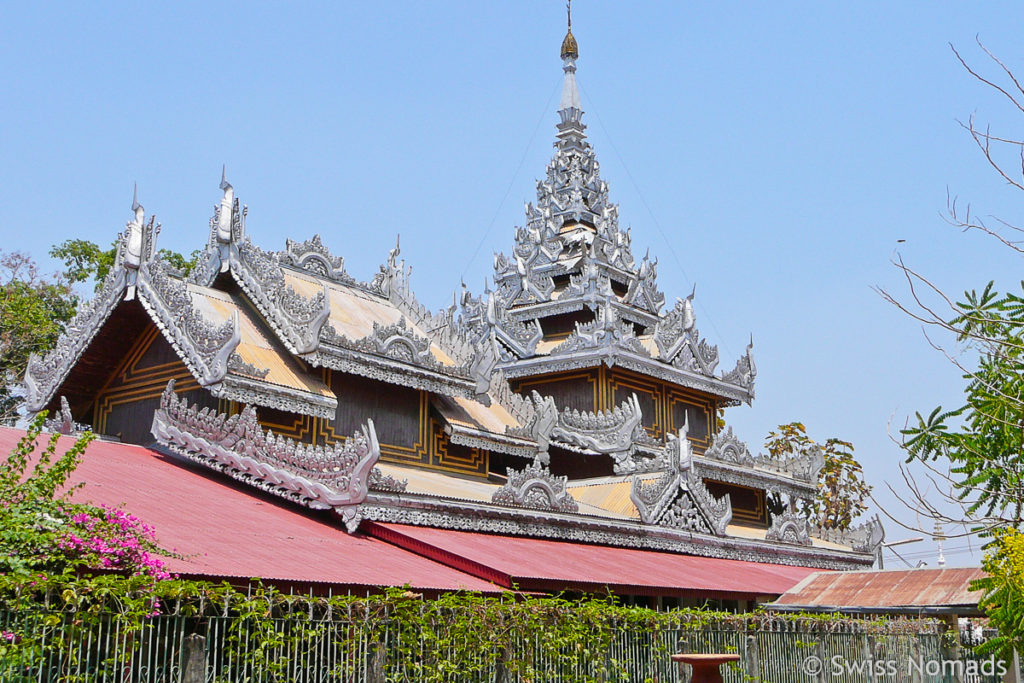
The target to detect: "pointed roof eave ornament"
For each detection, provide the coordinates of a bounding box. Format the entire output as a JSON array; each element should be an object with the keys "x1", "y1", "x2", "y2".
[
  {"x1": 189, "y1": 167, "x2": 247, "y2": 286},
  {"x1": 117, "y1": 184, "x2": 161, "y2": 299},
  {"x1": 216, "y1": 165, "x2": 235, "y2": 247}
]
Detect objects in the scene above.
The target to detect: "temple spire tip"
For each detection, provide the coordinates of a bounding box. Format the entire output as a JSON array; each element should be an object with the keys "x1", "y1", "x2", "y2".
[
  {"x1": 558, "y1": 2, "x2": 581, "y2": 113},
  {"x1": 560, "y1": 1, "x2": 578, "y2": 60}
]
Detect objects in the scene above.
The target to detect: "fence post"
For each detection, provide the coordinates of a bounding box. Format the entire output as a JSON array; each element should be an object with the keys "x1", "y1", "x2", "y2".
[
  {"x1": 744, "y1": 633, "x2": 759, "y2": 680},
  {"x1": 864, "y1": 635, "x2": 875, "y2": 683},
  {"x1": 180, "y1": 633, "x2": 206, "y2": 683},
  {"x1": 1004, "y1": 650, "x2": 1021, "y2": 683}
]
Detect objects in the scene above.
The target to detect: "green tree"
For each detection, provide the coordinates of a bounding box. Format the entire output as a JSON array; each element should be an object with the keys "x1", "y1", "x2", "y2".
[
  {"x1": 0, "y1": 252, "x2": 76, "y2": 423},
  {"x1": 972, "y1": 527, "x2": 1024, "y2": 661},
  {"x1": 0, "y1": 414, "x2": 170, "y2": 578},
  {"x1": 900, "y1": 282, "x2": 1024, "y2": 531},
  {"x1": 47, "y1": 239, "x2": 117, "y2": 287},
  {"x1": 49, "y1": 238, "x2": 199, "y2": 290},
  {"x1": 878, "y1": 42, "x2": 1024, "y2": 660},
  {"x1": 764, "y1": 422, "x2": 871, "y2": 531}
]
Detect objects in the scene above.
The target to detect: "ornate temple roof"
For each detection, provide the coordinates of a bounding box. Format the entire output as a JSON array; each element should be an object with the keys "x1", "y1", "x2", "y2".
[
  {"x1": 19, "y1": 16, "x2": 882, "y2": 575},
  {"x1": 455, "y1": 22, "x2": 757, "y2": 405}
]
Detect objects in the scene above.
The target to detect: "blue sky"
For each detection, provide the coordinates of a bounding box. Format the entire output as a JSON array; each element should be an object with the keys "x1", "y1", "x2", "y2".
[{"x1": 4, "y1": 1, "x2": 1024, "y2": 566}]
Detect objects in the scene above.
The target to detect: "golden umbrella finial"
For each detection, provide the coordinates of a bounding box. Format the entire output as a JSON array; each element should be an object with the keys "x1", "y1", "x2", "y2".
[{"x1": 561, "y1": 0, "x2": 578, "y2": 60}]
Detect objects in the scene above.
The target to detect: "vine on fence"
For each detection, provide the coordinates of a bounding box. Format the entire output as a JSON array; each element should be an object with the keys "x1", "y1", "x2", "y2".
[
  {"x1": 0, "y1": 572, "x2": 946, "y2": 683},
  {"x1": 0, "y1": 413, "x2": 954, "y2": 682}
]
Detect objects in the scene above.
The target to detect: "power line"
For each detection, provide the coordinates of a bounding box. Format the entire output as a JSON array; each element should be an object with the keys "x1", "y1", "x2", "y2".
[
  {"x1": 577, "y1": 81, "x2": 735, "y2": 360},
  {"x1": 460, "y1": 78, "x2": 562, "y2": 283}
]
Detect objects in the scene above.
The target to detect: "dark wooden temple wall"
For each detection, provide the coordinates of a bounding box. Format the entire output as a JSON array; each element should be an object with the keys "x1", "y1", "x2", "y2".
[
  {"x1": 512, "y1": 366, "x2": 717, "y2": 454},
  {"x1": 512, "y1": 369, "x2": 600, "y2": 414},
  {"x1": 703, "y1": 480, "x2": 767, "y2": 527},
  {"x1": 94, "y1": 325, "x2": 219, "y2": 445},
  {"x1": 606, "y1": 368, "x2": 715, "y2": 451},
  {"x1": 548, "y1": 445, "x2": 614, "y2": 479},
  {"x1": 318, "y1": 371, "x2": 488, "y2": 477},
  {"x1": 320, "y1": 371, "x2": 426, "y2": 463}
]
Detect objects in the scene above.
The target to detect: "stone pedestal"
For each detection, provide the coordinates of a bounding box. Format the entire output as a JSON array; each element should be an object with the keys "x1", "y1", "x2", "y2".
[{"x1": 671, "y1": 653, "x2": 740, "y2": 683}]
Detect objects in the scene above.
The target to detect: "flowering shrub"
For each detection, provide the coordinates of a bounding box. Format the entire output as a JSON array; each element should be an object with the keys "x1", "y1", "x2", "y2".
[
  {"x1": 0, "y1": 414, "x2": 173, "y2": 580},
  {"x1": 57, "y1": 505, "x2": 171, "y2": 580}
]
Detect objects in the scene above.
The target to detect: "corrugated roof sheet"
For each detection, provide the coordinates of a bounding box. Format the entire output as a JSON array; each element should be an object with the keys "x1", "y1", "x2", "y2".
[
  {"x1": 188, "y1": 284, "x2": 333, "y2": 398},
  {"x1": 283, "y1": 270, "x2": 458, "y2": 367},
  {"x1": 373, "y1": 463, "x2": 622, "y2": 518},
  {"x1": 0, "y1": 428, "x2": 498, "y2": 593},
  {"x1": 567, "y1": 474, "x2": 651, "y2": 520},
  {"x1": 771, "y1": 568, "x2": 986, "y2": 612},
  {"x1": 432, "y1": 394, "x2": 519, "y2": 434},
  {"x1": 370, "y1": 522, "x2": 821, "y2": 598}
]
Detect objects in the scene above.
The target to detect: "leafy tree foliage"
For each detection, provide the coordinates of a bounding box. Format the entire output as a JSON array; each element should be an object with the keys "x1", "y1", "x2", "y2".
[
  {"x1": 47, "y1": 239, "x2": 117, "y2": 288},
  {"x1": 973, "y1": 527, "x2": 1024, "y2": 660},
  {"x1": 765, "y1": 422, "x2": 871, "y2": 531},
  {"x1": 0, "y1": 252, "x2": 76, "y2": 422},
  {"x1": 49, "y1": 238, "x2": 199, "y2": 290},
  {"x1": 901, "y1": 282, "x2": 1024, "y2": 530},
  {"x1": 0, "y1": 414, "x2": 170, "y2": 578}
]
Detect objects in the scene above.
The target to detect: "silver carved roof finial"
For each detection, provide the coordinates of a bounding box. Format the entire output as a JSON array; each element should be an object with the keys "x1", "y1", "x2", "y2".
[
  {"x1": 216, "y1": 165, "x2": 235, "y2": 244},
  {"x1": 123, "y1": 183, "x2": 145, "y2": 270}
]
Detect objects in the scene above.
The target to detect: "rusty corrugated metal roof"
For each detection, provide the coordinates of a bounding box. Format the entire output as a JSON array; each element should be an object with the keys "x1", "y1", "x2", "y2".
[{"x1": 771, "y1": 568, "x2": 986, "y2": 614}]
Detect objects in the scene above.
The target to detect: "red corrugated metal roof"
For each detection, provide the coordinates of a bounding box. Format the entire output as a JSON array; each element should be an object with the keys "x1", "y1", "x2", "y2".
[
  {"x1": 369, "y1": 522, "x2": 822, "y2": 599},
  {"x1": 772, "y1": 568, "x2": 986, "y2": 613},
  {"x1": 0, "y1": 428, "x2": 499, "y2": 593}
]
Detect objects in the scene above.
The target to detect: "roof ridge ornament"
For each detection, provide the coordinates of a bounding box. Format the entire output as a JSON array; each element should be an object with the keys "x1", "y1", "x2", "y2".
[
  {"x1": 117, "y1": 184, "x2": 161, "y2": 298},
  {"x1": 491, "y1": 459, "x2": 579, "y2": 513},
  {"x1": 189, "y1": 169, "x2": 248, "y2": 286},
  {"x1": 216, "y1": 165, "x2": 234, "y2": 245}
]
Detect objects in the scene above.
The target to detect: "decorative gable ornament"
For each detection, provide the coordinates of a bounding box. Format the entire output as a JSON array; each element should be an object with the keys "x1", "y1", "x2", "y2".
[
  {"x1": 491, "y1": 460, "x2": 579, "y2": 513},
  {"x1": 765, "y1": 511, "x2": 813, "y2": 547},
  {"x1": 703, "y1": 426, "x2": 755, "y2": 467},
  {"x1": 280, "y1": 234, "x2": 354, "y2": 284},
  {"x1": 630, "y1": 420, "x2": 733, "y2": 536},
  {"x1": 151, "y1": 380, "x2": 403, "y2": 533}
]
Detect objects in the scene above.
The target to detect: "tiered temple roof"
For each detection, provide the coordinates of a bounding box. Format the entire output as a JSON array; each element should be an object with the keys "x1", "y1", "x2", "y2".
[{"x1": 20, "y1": 17, "x2": 882, "y2": 579}]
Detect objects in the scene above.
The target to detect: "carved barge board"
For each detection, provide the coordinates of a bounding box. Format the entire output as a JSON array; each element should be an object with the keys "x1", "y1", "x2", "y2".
[
  {"x1": 512, "y1": 366, "x2": 717, "y2": 453},
  {"x1": 31, "y1": 298, "x2": 151, "y2": 418}
]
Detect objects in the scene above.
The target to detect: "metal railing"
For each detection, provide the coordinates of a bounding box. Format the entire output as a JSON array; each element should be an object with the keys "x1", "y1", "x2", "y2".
[{"x1": 0, "y1": 606, "x2": 1013, "y2": 683}]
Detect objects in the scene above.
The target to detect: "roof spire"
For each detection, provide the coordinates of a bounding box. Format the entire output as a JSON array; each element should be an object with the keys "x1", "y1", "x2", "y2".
[
  {"x1": 561, "y1": 1, "x2": 578, "y2": 60},
  {"x1": 131, "y1": 182, "x2": 143, "y2": 221},
  {"x1": 559, "y1": 1, "x2": 581, "y2": 112}
]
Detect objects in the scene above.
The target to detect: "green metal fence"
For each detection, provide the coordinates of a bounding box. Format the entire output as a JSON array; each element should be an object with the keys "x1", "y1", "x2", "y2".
[{"x1": 0, "y1": 606, "x2": 1014, "y2": 683}]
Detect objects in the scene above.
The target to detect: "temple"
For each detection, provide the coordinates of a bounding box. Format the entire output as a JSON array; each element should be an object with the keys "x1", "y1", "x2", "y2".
[{"x1": 21, "y1": 15, "x2": 882, "y2": 599}]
